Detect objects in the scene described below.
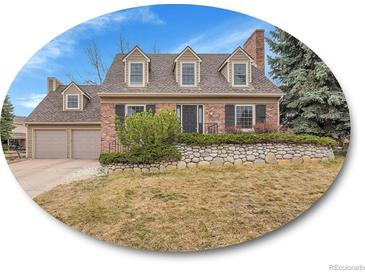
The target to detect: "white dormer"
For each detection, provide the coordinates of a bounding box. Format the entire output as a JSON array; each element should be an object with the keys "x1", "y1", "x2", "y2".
[
  {"x1": 122, "y1": 46, "x2": 150, "y2": 87},
  {"x1": 62, "y1": 82, "x2": 91, "y2": 111},
  {"x1": 218, "y1": 47, "x2": 253, "y2": 87},
  {"x1": 174, "y1": 47, "x2": 202, "y2": 87}
]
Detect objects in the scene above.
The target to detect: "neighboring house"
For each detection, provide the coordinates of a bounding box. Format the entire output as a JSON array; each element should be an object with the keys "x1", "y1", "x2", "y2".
[
  {"x1": 25, "y1": 29, "x2": 283, "y2": 159},
  {"x1": 4, "y1": 116, "x2": 27, "y2": 149}
]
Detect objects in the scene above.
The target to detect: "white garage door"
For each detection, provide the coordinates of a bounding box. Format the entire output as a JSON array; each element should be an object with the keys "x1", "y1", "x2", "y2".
[
  {"x1": 72, "y1": 129, "x2": 101, "y2": 159},
  {"x1": 34, "y1": 129, "x2": 67, "y2": 159}
]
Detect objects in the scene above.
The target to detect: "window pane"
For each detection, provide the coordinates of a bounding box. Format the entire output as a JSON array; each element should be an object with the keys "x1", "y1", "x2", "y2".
[
  {"x1": 130, "y1": 63, "x2": 143, "y2": 84},
  {"x1": 182, "y1": 63, "x2": 195, "y2": 85},
  {"x1": 234, "y1": 63, "x2": 247, "y2": 85},
  {"x1": 236, "y1": 106, "x2": 253, "y2": 128},
  {"x1": 67, "y1": 95, "x2": 78, "y2": 108},
  {"x1": 127, "y1": 105, "x2": 145, "y2": 116}
]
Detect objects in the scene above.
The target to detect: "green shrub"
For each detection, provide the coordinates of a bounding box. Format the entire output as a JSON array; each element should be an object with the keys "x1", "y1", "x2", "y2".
[
  {"x1": 176, "y1": 132, "x2": 336, "y2": 148},
  {"x1": 99, "y1": 144, "x2": 181, "y2": 165},
  {"x1": 106, "y1": 109, "x2": 182, "y2": 165},
  {"x1": 117, "y1": 109, "x2": 181, "y2": 149}
]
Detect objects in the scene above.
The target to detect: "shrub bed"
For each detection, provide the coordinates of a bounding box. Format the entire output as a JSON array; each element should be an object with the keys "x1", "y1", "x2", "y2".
[
  {"x1": 99, "y1": 144, "x2": 181, "y2": 165},
  {"x1": 177, "y1": 132, "x2": 336, "y2": 148}
]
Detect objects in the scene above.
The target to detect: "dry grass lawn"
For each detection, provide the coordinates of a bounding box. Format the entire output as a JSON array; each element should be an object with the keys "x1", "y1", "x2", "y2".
[{"x1": 34, "y1": 156, "x2": 344, "y2": 252}]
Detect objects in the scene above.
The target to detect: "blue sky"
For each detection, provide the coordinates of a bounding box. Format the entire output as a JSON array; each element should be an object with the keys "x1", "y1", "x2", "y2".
[{"x1": 7, "y1": 4, "x2": 275, "y2": 116}]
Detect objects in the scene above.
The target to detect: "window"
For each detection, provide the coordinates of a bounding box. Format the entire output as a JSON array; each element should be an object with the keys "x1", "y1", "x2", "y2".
[
  {"x1": 236, "y1": 105, "x2": 253, "y2": 129},
  {"x1": 181, "y1": 63, "x2": 195, "y2": 86},
  {"x1": 126, "y1": 105, "x2": 145, "y2": 116},
  {"x1": 67, "y1": 95, "x2": 79, "y2": 109},
  {"x1": 130, "y1": 63, "x2": 143, "y2": 85},
  {"x1": 233, "y1": 63, "x2": 247, "y2": 86}
]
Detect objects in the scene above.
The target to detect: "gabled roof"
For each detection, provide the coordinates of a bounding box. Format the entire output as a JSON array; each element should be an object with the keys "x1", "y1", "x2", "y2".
[
  {"x1": 102, "y1": 53, "x2": 283, "y2": 95},
  {"x1": 173, "y1": 46, "x2": 202, "y2": 63},
  {"x1": 121, "y1": 46, "x2": 151, "y2": 62},
  {"x1": 61, "y1": 82, "x2": 91, "y2": 99},
  {"x1": 218, "y1": 47, "x2": 254, "y2": 71},
  {"x1": 25, "y1": 85, "x2": 102, "y2": 123}
]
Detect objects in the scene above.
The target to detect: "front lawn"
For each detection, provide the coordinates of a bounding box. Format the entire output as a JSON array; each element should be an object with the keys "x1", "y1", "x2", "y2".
[{"x1": 34, "y1": 156, "x2": 344, "y2": 251}]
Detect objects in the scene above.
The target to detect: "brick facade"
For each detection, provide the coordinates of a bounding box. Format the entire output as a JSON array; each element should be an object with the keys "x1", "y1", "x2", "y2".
[
  {"x1": 243, "y1": 29, "x2": 265, "y2": 73},
  {"x1": 100, "y1": 102, "x2": 279, "y2": 153},
  {"x1": 101, "y1": 103, "x2": 116, "y2": 153},
  {"x1": 265, "y1": 103, "x2": 278, "y2": 126},
  {"x1": 204, "y1": 104, "x2": 225, "y2": 133},
  {"x1": 156, "y1": 103, "x2": 176, "y2": 113}
]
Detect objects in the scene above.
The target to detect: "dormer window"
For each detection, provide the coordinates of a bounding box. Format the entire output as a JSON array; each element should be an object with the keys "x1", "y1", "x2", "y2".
[
  {"x1": 129, "y1": 62, "x2": 144, "y2": 86},
  {"x1": 66, "y1": 94, "x2": 79, "y2": 109},
  {"x1": 233, "y1": 62, "x2": 247, "y2": 86},
  {"x1": 181, "y1": 62, "x2": 196, "y2": 86}
]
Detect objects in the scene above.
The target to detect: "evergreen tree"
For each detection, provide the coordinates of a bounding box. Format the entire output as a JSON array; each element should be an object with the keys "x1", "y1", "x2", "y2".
[
  {"x1": 267, "y1": 28, "x2": 350, "y2": 140},
  {"x1": 1, "y1": 95, "x2": 15, "y2": 141}
]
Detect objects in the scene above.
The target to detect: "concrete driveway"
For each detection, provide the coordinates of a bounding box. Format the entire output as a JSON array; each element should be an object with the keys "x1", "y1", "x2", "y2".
[{"x1": 9, "y1": 159, "x2": 101, "y2": 198}]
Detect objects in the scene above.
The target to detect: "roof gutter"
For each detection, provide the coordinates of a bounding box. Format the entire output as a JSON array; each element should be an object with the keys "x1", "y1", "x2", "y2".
[{"x1": 97, "y1": 92, "x2": 284, "y2": 98}]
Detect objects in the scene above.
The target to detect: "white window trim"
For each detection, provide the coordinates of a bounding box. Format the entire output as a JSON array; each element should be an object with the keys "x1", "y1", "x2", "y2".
[
  {"x1": 180, "y1": 62, "x2": 197, "y2": 87},
  {"x1": 125, "y1": 104, "x2": 146, "y2": 116},
  {"x1": 235, "y1": 104, "x2": 255, "y2": 131},
  {"x1": 232, "y1": 61, "x2": 249, "y2": 87},
  {"x1": 128, "y1": 61, "x2": 145, "y2": 87},
  {"x1": 65, "y1": 94, "x2": 80, "y2": 110}
]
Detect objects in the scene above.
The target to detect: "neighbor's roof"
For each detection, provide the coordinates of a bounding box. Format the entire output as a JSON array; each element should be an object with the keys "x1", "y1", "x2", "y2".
[
  {"x1": 25, "y1": 85, "x2": 101, "y2": 123},
  {"x1": 102, "y1": 53, "x2": 283, "y2": 95},
  {"x1": 13, "y1": 116, "x2": 26, "y2": 124}
]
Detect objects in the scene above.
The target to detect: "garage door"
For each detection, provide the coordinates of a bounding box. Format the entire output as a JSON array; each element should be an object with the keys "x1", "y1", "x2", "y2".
[
  {"x1": 34, "y1": 129, "x2": 67, "y2": 159},
  {"x1": 72, "y1": 129, "x2": 101, "y2": 159}
]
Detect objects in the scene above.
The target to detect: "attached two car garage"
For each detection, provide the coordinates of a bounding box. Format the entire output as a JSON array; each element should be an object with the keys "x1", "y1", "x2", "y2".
[{"x1": 32, "y1": 128, "x2": 101, "y2": 159}]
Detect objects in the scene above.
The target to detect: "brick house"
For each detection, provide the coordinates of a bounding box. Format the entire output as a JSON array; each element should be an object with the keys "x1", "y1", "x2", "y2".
[{"x1": 25, "y1": 29, "x2": 283, "y2": 159}]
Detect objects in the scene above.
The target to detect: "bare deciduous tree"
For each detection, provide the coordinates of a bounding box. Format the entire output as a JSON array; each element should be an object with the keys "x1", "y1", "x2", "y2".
[
  {"x1": 85, "y1": 39, "x2": 106, "y2": 85},
  {"x1": 118, "y1": 33, "x2": 129, "y2": 54},
  {"x1": 152, "y1": 40, "x2": 160, "y2": 54}
]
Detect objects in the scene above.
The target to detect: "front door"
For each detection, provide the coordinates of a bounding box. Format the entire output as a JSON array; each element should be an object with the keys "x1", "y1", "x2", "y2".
[{"x1": 182, "y1": 105, "x2": 197, "y2": 133}]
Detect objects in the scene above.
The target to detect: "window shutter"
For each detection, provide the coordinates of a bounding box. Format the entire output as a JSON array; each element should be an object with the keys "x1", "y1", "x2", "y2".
[
  {"x1": 146, "y1": 104, "x2": 156, "y2": 114},
  {"x1": 225, "y1": 105, "x2": 235, "y2": 129},
  {"x1": 256, "y1": 105, "x2": 266, "y2": 123},
  {"x1": 115, "y1": 104, "x2": 125, "y2": 126}
]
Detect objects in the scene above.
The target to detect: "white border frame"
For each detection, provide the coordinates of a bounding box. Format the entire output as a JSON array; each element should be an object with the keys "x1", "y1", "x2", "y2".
[
  {"x1": 235, "y1": 104, "x2": 255, "y2": 131},
  {"x1": 180, "y1": 62, "x2": 197, "y2": 87},
  {"x1": 128, "y1": 61, "x2": 145, "y2": 87},
  {"x1": 65, "y1": 94, "x2": 80, "y2": 110},
  {"x1": 231, "y1": 61, "x2": 249, "y2": 87}
]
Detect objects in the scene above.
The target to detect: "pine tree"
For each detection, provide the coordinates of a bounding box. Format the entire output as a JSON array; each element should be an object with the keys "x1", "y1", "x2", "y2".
[
  {"x1": 267, "y1": 28, "x2": 350, "y2": 140},
  {"x1": 1, "y1": 95, "x2": 15, "y2": 142}
]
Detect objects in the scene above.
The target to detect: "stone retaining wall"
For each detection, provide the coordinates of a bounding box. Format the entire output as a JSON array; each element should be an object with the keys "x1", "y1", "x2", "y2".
[{"x1": 105, "y1": 143, "x2": 335, "y2": 173}]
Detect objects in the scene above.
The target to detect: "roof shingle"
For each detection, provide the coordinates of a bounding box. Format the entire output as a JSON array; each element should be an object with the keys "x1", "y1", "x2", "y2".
[{"x1": 102, "y1": 53, "x2": 283, "y2": 94}]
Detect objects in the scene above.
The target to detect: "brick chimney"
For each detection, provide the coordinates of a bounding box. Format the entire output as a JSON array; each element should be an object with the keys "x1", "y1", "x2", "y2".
[
  {"x1": 243, "y1": 29, "x2": 265, "y2": 73},
  {"x1": 47, "y1": 77, "x2": 62, "y2": 92}
]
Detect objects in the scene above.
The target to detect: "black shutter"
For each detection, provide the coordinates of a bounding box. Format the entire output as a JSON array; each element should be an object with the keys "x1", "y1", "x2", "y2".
[
  {"x1": 115, "y1": 104, "x2": 125, "y2": 126},
  {"x1": 225, "y1": 104, "x2": 235, "y2": 129},
  {"x1": 256, "y1": 105, "x2": 266, "y2": 123},
  {"x1": 146, "y1": 104, "x2": 156, "y2": 114}
]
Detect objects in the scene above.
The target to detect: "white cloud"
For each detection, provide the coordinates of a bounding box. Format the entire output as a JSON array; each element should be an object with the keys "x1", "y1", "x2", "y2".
[
  {"x1": 83, "y1": 7, "x2": 165, "y2": 30},
  {"x1": 16, "y1": 93, "x2": 46, "y2": 109},
  {"x1": 24, "y1": 34, "x2": 75, "y2": 72},
  {"x1": 23, "y1": 7, "x2": 164, "y2": 72},
  {"x1": 171, "y1": 21, "x2": 261, "y2": 53}
]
